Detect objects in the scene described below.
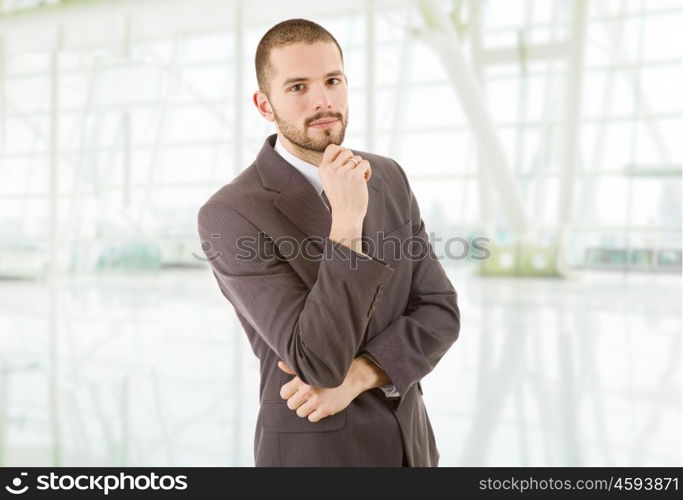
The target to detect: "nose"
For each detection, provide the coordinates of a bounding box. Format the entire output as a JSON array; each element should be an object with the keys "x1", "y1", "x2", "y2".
[{"x1": 311, "y1": 81, "x2": 333, "y2": 111}]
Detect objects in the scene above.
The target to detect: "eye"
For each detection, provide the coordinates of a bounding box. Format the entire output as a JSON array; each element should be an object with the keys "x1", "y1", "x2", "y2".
[
  {"x1": 290, "y1": 84, "x2": 304, "y2": 92},
  {"x1": 328, "y1": 78, "x2": 341, "y2": 85}
]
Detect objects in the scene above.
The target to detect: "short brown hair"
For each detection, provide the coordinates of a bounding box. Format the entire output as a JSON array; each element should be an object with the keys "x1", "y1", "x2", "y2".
[{"x1": 255, "y1": 18, "x2": 344, "y2": 97}]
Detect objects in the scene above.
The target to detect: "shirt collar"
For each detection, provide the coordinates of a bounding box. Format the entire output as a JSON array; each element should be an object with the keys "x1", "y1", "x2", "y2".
[{"x1": 274, "y1": 134, "x2": 324, "y2": 195}]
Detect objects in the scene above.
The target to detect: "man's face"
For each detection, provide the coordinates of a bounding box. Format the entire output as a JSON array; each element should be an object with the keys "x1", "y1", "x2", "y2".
[{"x1": 260, "y1": 41, "x2": 348, "y2": 153}]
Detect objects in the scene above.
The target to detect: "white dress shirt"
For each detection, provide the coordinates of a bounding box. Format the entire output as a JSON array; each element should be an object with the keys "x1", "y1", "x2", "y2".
[
  {"x1": 274, "y1": 134, "x2": 325, "y2": 196},
  {"x1": 273, "y1": 134, "x2": 400, "y2": 399}
]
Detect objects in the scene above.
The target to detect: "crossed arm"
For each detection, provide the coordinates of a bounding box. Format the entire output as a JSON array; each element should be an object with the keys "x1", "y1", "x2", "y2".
[
  {"x1": 197, "y1": 161, "x2": 460, "y2": 421},
  {"x1": 276, "y1": 355, "x2": 392, "y2": 422}
]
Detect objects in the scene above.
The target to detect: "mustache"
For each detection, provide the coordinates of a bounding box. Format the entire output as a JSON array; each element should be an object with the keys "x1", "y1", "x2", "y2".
[{"x1": 307, "y1": 113, "x2": 343, "y2": 125}]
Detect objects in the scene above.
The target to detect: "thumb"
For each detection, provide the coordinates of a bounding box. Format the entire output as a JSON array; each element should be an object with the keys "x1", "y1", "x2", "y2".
[
  {"x1": 365, "y1": 165, "x2": 372, "y2": 183},
  {"x1": 321, "y1": 143, "x2": 341, "y2": 167},
  {"x1": 278, "y1": 360, "x2": 295, "y2": 374}
]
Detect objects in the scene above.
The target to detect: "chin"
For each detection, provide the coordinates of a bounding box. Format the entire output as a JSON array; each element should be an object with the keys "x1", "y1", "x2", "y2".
[{"x1": 319, "y1": 130, "x2": 344, "y2": 143}]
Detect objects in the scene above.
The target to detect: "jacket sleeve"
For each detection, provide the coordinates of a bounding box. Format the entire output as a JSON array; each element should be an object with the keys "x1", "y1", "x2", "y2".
[
  {"x1": 198, "y1": 201, "x2": 396, "y2": 388},
  {"x1": 359, "y1": 353, "x2": 400, "y2": 398},
  {"x1": 359, "y1": 160, "x2": 461, "y2": 409}
]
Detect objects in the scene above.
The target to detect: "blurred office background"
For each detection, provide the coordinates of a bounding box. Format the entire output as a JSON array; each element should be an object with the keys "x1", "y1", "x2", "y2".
[{"x1": 0, "y1": 0, "x2": 680, "y2": 466}]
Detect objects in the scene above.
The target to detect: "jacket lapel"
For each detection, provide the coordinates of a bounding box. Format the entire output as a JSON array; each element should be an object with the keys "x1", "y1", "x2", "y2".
[{"x1": 256, "y1": 134, "x2": 385, "y2": 256}]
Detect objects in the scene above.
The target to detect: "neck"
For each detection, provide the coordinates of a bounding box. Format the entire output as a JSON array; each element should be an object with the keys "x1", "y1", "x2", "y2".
[{"x1": 278, "y1": 134, "x2": 324, "y2": 166}]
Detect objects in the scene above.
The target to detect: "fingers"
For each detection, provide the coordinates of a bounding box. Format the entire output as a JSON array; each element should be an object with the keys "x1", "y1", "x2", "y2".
[
  {"x1": 280, "y1": 379, "x2": 299, "y2": 400},
  {"x1": 277, "y1": 360, "x2": 295, "y2": 374},
  {"x1": 322, "y1": 147, "x2": 361, "y2": 170},
  {"x1": 287, "y1": 390, "x2": 309, "y2": 411},
  {"x1": 322, "y1": 143, "x2": 344, "y2": 165},
  {"x1": 307, "y1": 409, "x2": 327, "y2": 423},
  {"x1": 295, "y1": 399, "x2": 316, "y2": 418},
  {"x1": 338, "y1": 154, "x2": 364, "y2": 173},
  {"x1": 290, "y1": 398, "x2": 326, "y2": 422},
  {"x1": 340, "y1": 158, "x2": 370, "y2": 182},
  {"x1": 356, "y1": 159, "x2": 371, "y2": 180},
  {"x1": 321, "y1": 146, "x2": 372, "y2": 183},
  {"x1": 329, "y1": 149, "x2": 355, "y2": 169}
]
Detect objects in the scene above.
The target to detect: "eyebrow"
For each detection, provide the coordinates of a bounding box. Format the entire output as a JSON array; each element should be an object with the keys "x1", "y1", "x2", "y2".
[{"x1": 282, "y1": 71, "x2": 344, "y2": 88}]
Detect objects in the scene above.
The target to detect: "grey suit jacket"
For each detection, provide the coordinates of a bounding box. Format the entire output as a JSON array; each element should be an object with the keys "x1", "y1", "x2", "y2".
[{"x1": 197, "y1": 133, "x2": 460, "y2": 467}]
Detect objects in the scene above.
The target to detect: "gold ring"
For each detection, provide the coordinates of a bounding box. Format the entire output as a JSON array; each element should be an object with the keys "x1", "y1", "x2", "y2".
[{"x1": 350, "y1": 158, "x2": 360, "y2": 167}]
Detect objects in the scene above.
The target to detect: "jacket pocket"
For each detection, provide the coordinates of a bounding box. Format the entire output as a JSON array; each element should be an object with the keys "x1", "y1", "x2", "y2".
[{"x1": 261, "y1": 401, "x2": 346, "y2": 433}]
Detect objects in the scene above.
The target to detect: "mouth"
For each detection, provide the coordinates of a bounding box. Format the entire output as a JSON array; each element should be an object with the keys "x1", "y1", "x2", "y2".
[{"x1": 309, "y1": 118, "x2": 339, "y2": 129}]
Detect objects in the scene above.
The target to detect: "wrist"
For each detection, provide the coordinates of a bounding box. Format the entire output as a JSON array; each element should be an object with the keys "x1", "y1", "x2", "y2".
[
  {"x1": 330, "y1": 217, "x2": 364, "y2": 254},
  {"x1": 330, "y1": 216, "x2": 363, "y2": 234},
  {"x1": 346, "y1": 357, "x2": 383, "y2": 394}
]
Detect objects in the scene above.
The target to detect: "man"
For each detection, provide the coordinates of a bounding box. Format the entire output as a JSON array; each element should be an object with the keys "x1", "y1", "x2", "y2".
[{"x1": 197, "y1": 18, "x2": 460, "y2": 467}]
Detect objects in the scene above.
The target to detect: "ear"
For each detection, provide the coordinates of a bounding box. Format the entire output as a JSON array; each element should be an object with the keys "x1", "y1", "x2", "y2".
[{"x1": 253, "y1": 90, "x2": 275, "y2": 122}]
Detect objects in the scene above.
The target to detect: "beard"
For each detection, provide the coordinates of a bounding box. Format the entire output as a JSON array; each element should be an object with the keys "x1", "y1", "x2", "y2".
[{"x1": 273, "y1": 108, "x2": 348, "y2": 153}]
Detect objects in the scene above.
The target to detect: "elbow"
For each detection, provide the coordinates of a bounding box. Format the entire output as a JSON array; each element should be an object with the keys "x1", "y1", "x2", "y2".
[
  {"x1": 295, "y1": 362, "x2": 347, "y2": 388},
  {"x1": 448, "y1": 293, "x2": 461, "y2": 343},
  {"x1": 310, "y1": 371, "x2": 346, "y2": 388},
  {"x1": 452, "y1": 312, "x2": 461, "y2": 343},
  {"x1": 288, "y1": 338, "x2": 349, "y2": 388},
  {"x1": 305, "y1": 353, "x2": 349, "y2": 388}
]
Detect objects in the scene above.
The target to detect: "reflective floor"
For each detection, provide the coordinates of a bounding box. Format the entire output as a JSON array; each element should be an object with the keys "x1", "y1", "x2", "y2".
[{"x1": 0, "y1": 266, "x2": 680, "y2": 466}]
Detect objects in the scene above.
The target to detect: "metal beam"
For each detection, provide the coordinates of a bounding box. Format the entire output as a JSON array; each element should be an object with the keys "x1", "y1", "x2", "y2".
[
  {"x1": 555, "y1": 0, "x2": 587, "y2": 276},
  {"x1": 48, "y1": 22, "x2": 63, "y2": 467},
  {"x1": 0, "y1": 32, "x2": 4, "y2": 154},
  {"x1": 468, "y1": 0, "x2": 494, "y2": 238},
  {"x1": 480, "y1": 41, "x2": 571, "y2": 65},
  {"x1": 417, "y1": 0, "x2": 528, "y2": 235}
]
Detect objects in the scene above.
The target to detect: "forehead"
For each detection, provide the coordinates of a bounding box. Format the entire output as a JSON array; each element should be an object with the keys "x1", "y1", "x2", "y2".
[{"x1": 269, "y1": 41, "x2": 342, "y2": 82}]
